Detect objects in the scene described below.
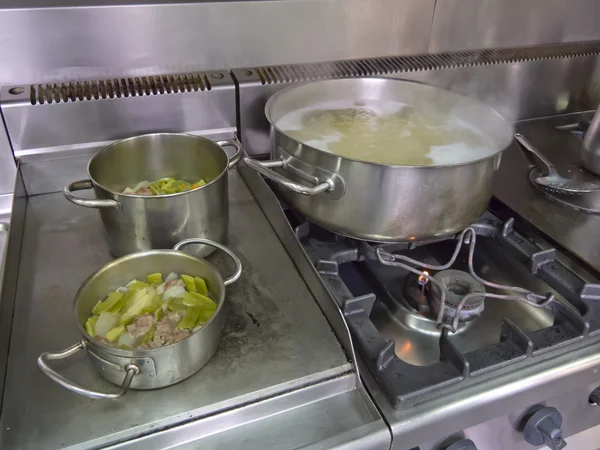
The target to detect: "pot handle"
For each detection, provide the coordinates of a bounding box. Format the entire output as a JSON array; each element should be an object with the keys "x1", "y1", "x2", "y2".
[
  {"x1": 216, "y1": 138, "x2": 244, "y2": 170},
  {"x1": 63, "y1": 180, "x2": 122, "y2": 209},
  {"x1": 37, "y1": 341, "x2": 140, "y2": 400},
  {"x1": 173, "y1": 238, "x2": 242, "y2": 286},
  {"x1": 243, "y1": 157, "x2": 334, "y2": 196}
]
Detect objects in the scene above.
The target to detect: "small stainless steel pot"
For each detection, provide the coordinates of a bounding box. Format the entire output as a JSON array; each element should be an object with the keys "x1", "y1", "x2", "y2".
[
  {"x1": 64, "y1": 133, "x2": 242, "y2": 257},
  {"x1": 244, "y1": 78, "x2": 514, "y2": 242},
  {"x1": 37, "y1": 238, "x2": 242, "y2": 399}
]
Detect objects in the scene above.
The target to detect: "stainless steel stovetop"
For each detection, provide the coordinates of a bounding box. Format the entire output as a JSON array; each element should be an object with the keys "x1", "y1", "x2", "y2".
[{"x1": 239, "y1": 113, "x2": 600, "y2": 450}]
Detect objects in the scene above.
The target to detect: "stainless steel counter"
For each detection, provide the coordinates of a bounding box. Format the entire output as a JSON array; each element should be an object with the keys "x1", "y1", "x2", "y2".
[
  {"x1": 495, "y1": 112, "x2": 600, "y2": 273},
  {"x1": 239, "y1": 159, "x2": 600, "y2": 450},
  {"x1": 0, "y1": 170, "x2": 387, "y2": 449}
]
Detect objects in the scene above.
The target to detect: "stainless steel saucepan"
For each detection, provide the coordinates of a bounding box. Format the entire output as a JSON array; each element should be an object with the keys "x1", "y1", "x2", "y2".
[
  {"x1": 37, "y1": 238, "x2": 242, "y2": 399},
  {"x1": 244, "y1": 78, "x2": 514, "y2": 242},
  {"x1": 64, "y1": 133, "x2": 242, "y2": 257}
]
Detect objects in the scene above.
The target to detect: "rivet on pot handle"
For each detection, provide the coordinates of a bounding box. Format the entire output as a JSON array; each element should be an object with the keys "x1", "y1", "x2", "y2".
[
  {"x1": 216, "y1": 138, "x2": 244, "y2": 170},
  {"x1": 173, "y1": 238, "x2": 242, "y2": 286},
  {"x1": 63, "y1": 180, "x2": 122, "y2": 209},
  {"x1": 243, "y1": 157, "x2": 334, "y2": 196},
  {"x1": 37, "y1": 341, "x2": 140, "y2": 399}
]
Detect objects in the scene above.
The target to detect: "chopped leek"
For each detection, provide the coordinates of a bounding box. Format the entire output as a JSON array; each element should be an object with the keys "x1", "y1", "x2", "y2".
[
  {"x1": 95, "y1": 312, "x2": 120, "y2": 337},
  {"x1": 194, "y1": 276, "x2": 208, "y2": 295},
  {"x1": 167, "y1": 297, "x2": 186, "y2": 313},
  {"x1": 120, "y1": 288, "x2": 156, "y2": 325},
  {"x1": 85, "y1": 316, "x2": 98, "y2": 337},
  {"x1": 181, "y1": 274, "x2": 196, "y2": 292},
  {"x1": 196, "y1": 302, "x2": 217, "y2": 325},
  {"x1": 183, "y1": 291, "x2": 215, "y2": 307},
  {"x1": 147, "y1": 273, "x2": 163, "y2": 285},
  {"x1": 92, "y1": 291, "x2": 123, "y2": 314},
  {"x1": 140, "y1": 294, "x2": 162, "y2": 314},
  {"x1": 154, "y1": 306, "x2": 164, "y2": 322},
  {"x1": 178, "y1": 306, "x2": 201, "y2": 329},
  {"x1": 105, "y1": 325, "x2": 126, "y2": 342},
  {"x1": 126, "y1": 280, "x2": 149, "y2": 291}
]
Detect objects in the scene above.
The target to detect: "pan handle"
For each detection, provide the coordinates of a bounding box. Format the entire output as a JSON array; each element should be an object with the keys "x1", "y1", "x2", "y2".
[
  {"x1": 243, "y1": 157, "x2": 334, "y2": 196},
  {"x1": 173, "y1": 238, "x2": 242, "y2": 286},
  {"x1": 37, "y1": 341, "x2": 140, "y2": 400},
  {"x1": 63, "y1": 180, "x2": 122, "y2": 209},
  {"x1": 216, "y1": 138, "x2": 244, "y2": 170},
  {"x1": 514, "y1": 133, "x2": 554, "y2": 174}
]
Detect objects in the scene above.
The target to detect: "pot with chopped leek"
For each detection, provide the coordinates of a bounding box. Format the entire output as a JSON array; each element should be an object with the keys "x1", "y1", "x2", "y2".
[
  {"x1": 63, "y1": 133, "x2": 243, "y2": 257},
  {"x1": 37, "y1": 238, "x2": 242, "y2": 398}
]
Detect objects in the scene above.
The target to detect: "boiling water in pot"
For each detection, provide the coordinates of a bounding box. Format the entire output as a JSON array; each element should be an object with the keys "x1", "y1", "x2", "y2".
[{"x1": 275, "y1": 99, "x2": 497, "y2": 166}]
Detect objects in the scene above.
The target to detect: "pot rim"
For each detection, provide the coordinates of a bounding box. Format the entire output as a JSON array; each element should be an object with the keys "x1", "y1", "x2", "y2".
[
  {"x1": 74, "y1": 249, "x2": 226, "y2": 356},
  {"x1": 87, "y1": 132, "x2": 230, "y2": 198},
  {"x1": 264, "y1": 77, "x2": 514, "y2": 169}
]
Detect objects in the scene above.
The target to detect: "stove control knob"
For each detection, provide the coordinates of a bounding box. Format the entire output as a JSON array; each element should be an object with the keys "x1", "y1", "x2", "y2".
[
  {"x1": 590, "y1": 387, "x2": 600, "y2": 406},
  {"x1": 523, "y1": 406, "x2": 567, "y2": 450},
  {"x1": 445, "y1": 439, "x2": 477, "y2": 450}
]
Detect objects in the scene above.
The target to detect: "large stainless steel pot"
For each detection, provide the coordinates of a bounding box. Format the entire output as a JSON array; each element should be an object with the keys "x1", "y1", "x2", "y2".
[
  {"x1": 244, "y1": 78, "x2": 514, "y2": 241},
  {"x1": 37, "y1": 238, "x2": 242, "y2": 399},
  {"x1": 64, "y1": 133, "x2": 242, "y2": 257}
]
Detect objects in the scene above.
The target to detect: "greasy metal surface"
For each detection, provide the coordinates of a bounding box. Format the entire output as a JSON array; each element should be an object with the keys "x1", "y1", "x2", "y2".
[
  {"x1": 429, "y1": 0, "x2": 600, "y2": 52},
  {"x1": 236, "y1": 55, "x2": 599, "y2": 156},
  {"x1": 106, "y1": 375, "x2": 390, "y2": 450},
  {"x1": 0, "y1": 0, "x2": 434, "y2": 86},
  {"x1": 495, "y1": 112, "x2": 600, "y2": 272},
  {"x1": 0, "y1": 170, "x2": 352, "y2": 450},
  {"x1": 238, "y1": 164, "x2": 360, "y2": 378}
]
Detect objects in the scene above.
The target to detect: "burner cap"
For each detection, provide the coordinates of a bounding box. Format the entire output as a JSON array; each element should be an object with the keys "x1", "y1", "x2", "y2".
[{"x1": 428, "y1": 269, "x2": 486, "y2": 323}]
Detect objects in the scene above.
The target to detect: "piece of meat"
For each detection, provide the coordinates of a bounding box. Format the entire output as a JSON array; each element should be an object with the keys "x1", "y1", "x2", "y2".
[
  {"x1": 134, "y1": 186, "x2": 153, "y2": 196},
  {"x1": 166, "y1": 329, "x2": 191, "y2": 345},
  {"x1": 152, "y1": 312, "x2": 183, "y2": 347},
  {"x1": 126, "y1": 313, "x2": 155, "y2": 339},
  {"x1": 164, "y1": 278, "x2": 184, "y2": 290}
]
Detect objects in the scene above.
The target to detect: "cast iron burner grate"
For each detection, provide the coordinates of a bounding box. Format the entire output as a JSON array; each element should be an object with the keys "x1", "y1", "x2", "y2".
[{"x1": 286, "y1": 209, "x2": 600, "y2": 409}]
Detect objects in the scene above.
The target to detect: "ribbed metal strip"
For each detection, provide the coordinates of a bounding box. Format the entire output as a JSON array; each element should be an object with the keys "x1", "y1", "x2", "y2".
[
  {"x1": 29, "y1": 73, "x2": 212, "y2": 105},
  {"x1": 25, "y1": 41, "x2": 600, "y2": 103},
  {"x1": 252, "y1": 40, "x2": 600, "y2": 85}
]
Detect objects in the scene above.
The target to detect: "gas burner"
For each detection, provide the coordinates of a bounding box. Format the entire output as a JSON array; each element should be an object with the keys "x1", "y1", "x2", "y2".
[
  {"x1": 428, "y1": 270, "x2": 485, "y2": 323},
  {"x1": 376, "y1": 226, "x2": 555, "y2": 332},
  {"x1": 291, "y1": 206, "x2": 600, "y2": 408},
  {"x1": 402, "y1": 272, "x2": 431, "y2": 314}
]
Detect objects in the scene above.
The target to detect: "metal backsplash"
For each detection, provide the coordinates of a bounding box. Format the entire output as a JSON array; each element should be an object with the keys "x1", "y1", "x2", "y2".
[
  {"x1": 0, "y1": 0, "x2": 435, "y2": 87},
  {"x1": 1, "y1": 70, "x2": 236, "y2": 195},
  {"x1": 429, "y1": 0, "x2": 600, "y2": 52},
  {"x1": 3, "y1": 42, "x2": 600, "y2": 194},
  {"x1": 235, "y1": 42, "x2": 600, "y2": 156},
  {"x1": 2, "y1": 0, "x2": 600, "y2": 87}
]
